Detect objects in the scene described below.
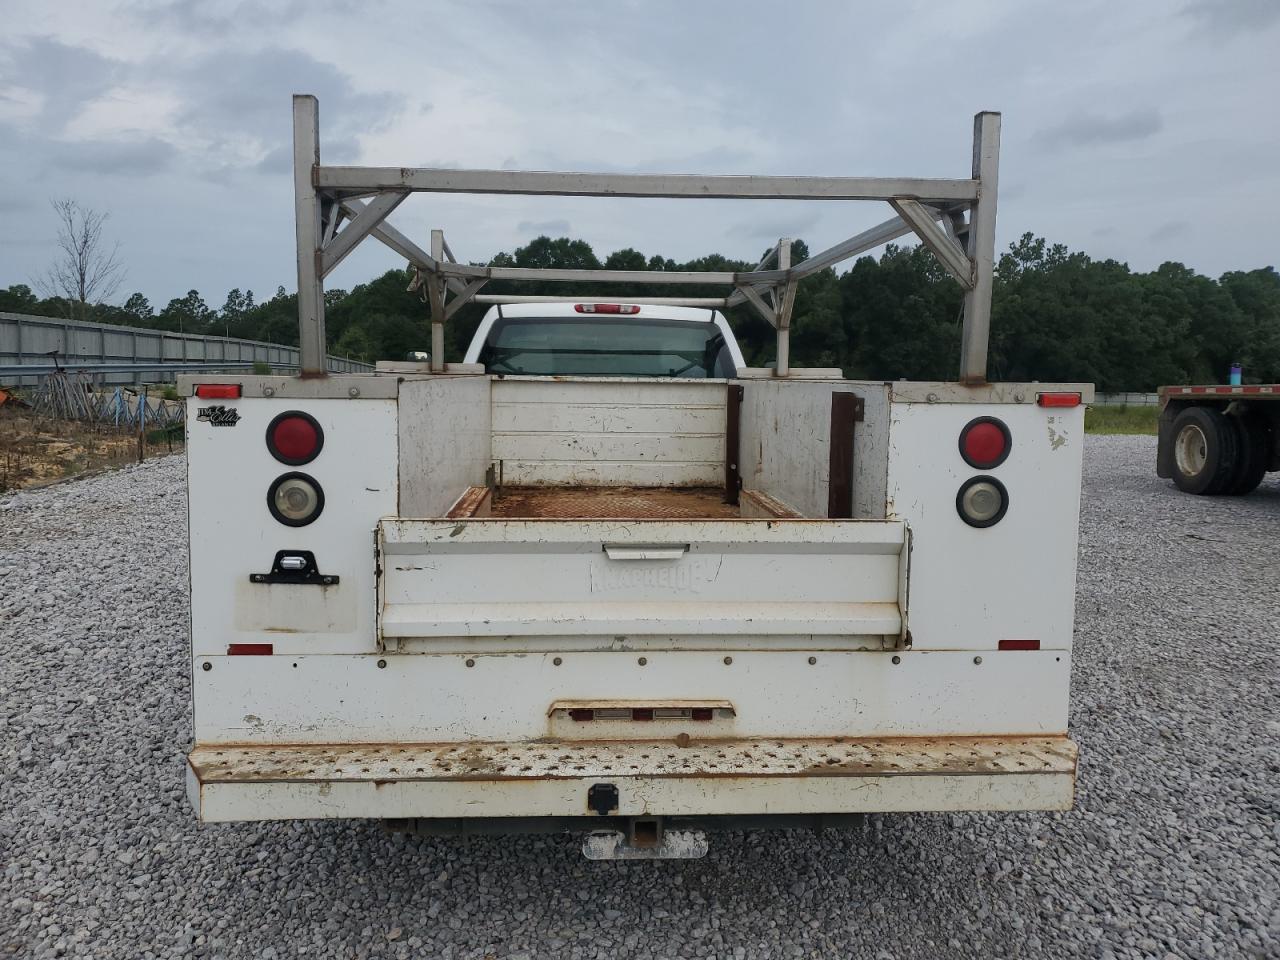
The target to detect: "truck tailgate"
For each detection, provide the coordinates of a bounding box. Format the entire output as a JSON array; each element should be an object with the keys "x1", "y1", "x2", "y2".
[{"x1": 377, "y1": 518, "x2": 907, "y2": 643}]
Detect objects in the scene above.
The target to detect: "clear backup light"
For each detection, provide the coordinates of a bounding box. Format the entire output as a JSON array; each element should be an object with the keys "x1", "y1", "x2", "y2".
[
  {"x1": 267, "y1": 473, "x2": 325, "y2": 527},
  {"x1": 956, "y1": 475, "x2": 1009, "y2": 528}
]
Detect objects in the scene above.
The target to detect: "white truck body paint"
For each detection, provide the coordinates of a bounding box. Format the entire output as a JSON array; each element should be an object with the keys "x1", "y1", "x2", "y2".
[
  {"x1": 187, "y1": 396, "x2": 397, "y2": 659},
  {"x1": 377, "y1": 518, "x2": 905, "y2": 642},
  {"x1": 182, "y1": 313, "x2": 1091, "y2": 826},
  {"x1": 190, "y1": 650, "x2": 1070, "y2": 744}
]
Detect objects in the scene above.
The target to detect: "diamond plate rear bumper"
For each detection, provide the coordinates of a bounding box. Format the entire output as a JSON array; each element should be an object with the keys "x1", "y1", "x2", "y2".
[{"x1": 187, "y1": 735, "x2": 1077, "y2": 822}]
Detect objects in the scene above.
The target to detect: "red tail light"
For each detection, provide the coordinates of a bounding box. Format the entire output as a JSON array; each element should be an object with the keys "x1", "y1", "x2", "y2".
[
  {"x1": 998, "y1": 639, "x2": 1041, "y2": 651},
  {"x1": 574, "y1": 303, "x2": 641, "y2": 314},
  {"x1": 195, "y1": 384, "x2": 241, "y2": 399},
  {"x1": 266, "y1": 411, "x2": 324, "y2": 465},
  {"x1": 959, "y1": 416, "x2": 1011, "y2": 469},
  {"x1": 227, "y1": 643, "x2": 273, "y2": 655},
  {"x1": 1037, "y1": 392, "x2": 1082, "y2": 408}
]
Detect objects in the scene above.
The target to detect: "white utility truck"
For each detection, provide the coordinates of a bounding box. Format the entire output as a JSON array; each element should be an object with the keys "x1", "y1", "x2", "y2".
[{"x1": 181, "y1": 96, "x2": 1091, "y2": 858}]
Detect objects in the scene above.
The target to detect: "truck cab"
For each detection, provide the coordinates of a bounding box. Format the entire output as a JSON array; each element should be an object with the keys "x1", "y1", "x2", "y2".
[{"x1": 464, "y1": 302, "x2": 746, "y2": 378}]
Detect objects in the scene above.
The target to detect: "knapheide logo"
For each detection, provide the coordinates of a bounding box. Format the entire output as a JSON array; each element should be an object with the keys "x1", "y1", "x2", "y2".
[{"x1": 196, "y1": 405, "x2": 241, "y2": 427}]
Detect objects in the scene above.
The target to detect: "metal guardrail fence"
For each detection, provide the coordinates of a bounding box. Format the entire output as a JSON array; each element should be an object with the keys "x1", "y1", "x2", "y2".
[
  {"x1": 0, "y1": 312, "x2": 373, "y2": 387},
  {"x1": 0, "y1": 361, "x2": 257, "y2": 377}
]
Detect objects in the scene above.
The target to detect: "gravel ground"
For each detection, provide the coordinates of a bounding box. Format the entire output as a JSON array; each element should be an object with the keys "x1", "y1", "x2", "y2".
[{"x1": 1, "y1": 437, "x2": 1277, "y2": 960}]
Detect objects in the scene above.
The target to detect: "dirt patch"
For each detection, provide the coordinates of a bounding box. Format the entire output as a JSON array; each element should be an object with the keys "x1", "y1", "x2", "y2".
[
  {"x1": 0, "y1": 406, "x2": 181, "y2": 491},
  {"x1": 488, "y1": 485, "x2": 741, "y2": 520}
]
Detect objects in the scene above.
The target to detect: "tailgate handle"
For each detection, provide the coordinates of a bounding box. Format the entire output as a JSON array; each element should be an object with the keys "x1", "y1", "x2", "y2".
[{"x1": 602, "y1": 544, "x2": 689, "y2": 561}]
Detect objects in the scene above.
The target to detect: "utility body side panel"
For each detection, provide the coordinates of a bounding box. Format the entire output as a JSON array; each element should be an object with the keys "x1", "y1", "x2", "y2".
[
  {"x1": 187, "y1": 396, "x2": 398, "y2": 659},
  {"x1": 884, "y1": 399, "x2": 1085, "y2": 657}
]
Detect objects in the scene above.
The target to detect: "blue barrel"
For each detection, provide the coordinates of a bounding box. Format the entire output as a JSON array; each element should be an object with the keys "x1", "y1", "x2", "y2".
[{"x1": 1229, "y1": 363, "x2": 1242, "y2": 386}]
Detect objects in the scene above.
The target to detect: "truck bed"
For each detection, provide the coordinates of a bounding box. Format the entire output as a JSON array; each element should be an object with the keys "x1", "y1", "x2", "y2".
[
  {"x1": 445, "y1": 485, "x2": 802, "y2": 520},
  {"x1": 490, "y1": 486, "x2": 739, "y2": 520}
]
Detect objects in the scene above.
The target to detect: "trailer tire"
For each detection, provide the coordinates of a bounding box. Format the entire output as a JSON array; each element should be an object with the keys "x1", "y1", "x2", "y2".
[
  {"x1": 1169, "y1": 407, "x2": 1238, "y2": 495},
  {"x1": 1225, "y1": 413, "x2": 1269, "y2": 495}
]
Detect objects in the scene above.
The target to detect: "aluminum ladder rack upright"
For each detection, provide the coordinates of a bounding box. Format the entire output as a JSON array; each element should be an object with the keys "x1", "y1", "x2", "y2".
[{"x1": 291, "y1": 94, "x2": 999, "y2": 382}]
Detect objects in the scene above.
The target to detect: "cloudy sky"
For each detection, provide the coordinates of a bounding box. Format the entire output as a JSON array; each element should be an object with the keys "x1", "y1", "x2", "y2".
[{"x1": 1, "y1": 0, "x2": 1277, "y2": 310}]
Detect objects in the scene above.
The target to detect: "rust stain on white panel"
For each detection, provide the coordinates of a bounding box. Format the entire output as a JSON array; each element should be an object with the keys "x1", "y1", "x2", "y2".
[{"x1": 191, "y1": 736, "x2": 1076, "y2": 784}]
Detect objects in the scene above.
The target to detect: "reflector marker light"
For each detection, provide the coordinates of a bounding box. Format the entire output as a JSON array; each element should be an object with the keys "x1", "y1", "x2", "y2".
[
  {"x1": 998, "y1": 639, "x2": 1041, "y2": 651},
  {"x1": 574, "y1": 303, "x2": 641, "y2": 314},
  {"x1": 227, "y1": 643, "x2": 273, "y2": 655},
  {"x1": 1037, "y1": 392, "x2": 1082, "y2": 408},
  {"x1": 959, "y1": 416, "x2": 1011, "y2": 469},
  {"x1": 195, "y1": 384, "x2": 241, "y2": 399}
]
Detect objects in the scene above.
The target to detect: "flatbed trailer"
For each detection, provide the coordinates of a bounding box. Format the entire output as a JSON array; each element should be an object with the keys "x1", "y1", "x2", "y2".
[
  {"x1": 1157, "y1": 384, "x2": 1280, "y2": 494},
  {"x1": 181, "y1": 95, "x2": 1091, "y2": 858}
]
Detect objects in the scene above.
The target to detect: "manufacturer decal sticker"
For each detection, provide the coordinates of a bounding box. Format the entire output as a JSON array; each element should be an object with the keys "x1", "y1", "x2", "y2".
[{"x1": 197, "y1": 405, "x2": 241, "y2": 427}]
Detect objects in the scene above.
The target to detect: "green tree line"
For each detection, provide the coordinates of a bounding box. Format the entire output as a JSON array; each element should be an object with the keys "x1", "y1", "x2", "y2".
[{"x1": 3, "y1": 232, "x2": 1277, "y2": 390}]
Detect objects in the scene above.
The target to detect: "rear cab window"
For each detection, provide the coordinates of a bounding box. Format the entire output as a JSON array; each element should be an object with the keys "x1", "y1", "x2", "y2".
[{"x1": 478, "y1": 317, "x2": 735, "y2": 378}]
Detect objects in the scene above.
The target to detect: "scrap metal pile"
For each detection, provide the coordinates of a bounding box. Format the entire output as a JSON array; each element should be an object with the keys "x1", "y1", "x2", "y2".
[{"x1": 20, "y1": 370, "x2": 184, "y2": 428}]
